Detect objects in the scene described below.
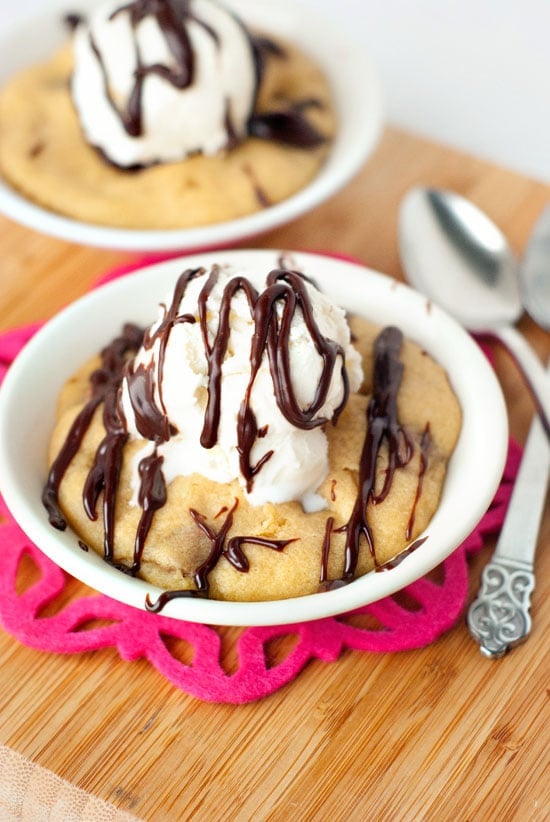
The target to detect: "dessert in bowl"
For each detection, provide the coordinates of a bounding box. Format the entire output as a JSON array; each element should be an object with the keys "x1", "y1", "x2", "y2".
[
  {"x1": 0, "y1": 251, "x2": 508, "y2": 626},
  {"x1": 0, "y1": 0, "x2": 382, "y2": 250}
]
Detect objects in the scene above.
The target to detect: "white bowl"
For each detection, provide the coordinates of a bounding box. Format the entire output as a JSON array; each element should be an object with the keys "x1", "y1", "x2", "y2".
[
  {"x1": 0, "y1": 250, "x2": 508, "y2": 626},
  {"x1": 0, "y1": 0, "x2": 382, "y2": 252}
]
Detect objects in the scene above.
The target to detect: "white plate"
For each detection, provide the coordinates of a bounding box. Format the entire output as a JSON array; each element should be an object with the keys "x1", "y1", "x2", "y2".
[
  {"x1": 0, "y1": 250, "x2": 508, "y2": 626},
  {"x1": 0, "y1": 0, "x2": 382, "y2": 252}
]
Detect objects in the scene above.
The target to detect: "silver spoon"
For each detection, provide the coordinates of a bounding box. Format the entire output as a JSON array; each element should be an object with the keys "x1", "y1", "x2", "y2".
[
  {"x1": 399, "y1": 188, "x2": 550, "y2": 656},
  {"x1": 466, "y1": 204, "x2": 550, "y2": 657},
  {"x1": 398, "y1": 187, "x2": 550, "y2": 437}
]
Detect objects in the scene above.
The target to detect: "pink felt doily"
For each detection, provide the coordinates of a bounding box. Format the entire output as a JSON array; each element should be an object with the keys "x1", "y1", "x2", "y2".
[{"x1": 0, "y1": 257, "x2": 521, "y2": 704}]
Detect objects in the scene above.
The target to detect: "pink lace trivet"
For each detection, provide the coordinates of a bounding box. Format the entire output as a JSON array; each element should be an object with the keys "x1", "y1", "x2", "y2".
[{"x1": 0, "y1": 258, "x2": 521, "y2": 704}]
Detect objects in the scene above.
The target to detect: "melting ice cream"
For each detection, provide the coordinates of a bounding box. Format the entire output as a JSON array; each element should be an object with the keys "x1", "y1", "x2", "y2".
[
  {"x1": 71, "y1": 0, "x2": 258, "y2": 167},
  {"x1": 119, "y1": 264, "x2": 363, "y2": 510}
]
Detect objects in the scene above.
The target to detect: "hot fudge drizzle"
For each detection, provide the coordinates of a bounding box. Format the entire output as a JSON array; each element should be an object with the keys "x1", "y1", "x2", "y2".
[
  {"x1": 42, "y1": 266, "x2": 430, "y2": 607},
  {"x1": 340, "y1": 326, "x2": 414, "y2": 578},
  {"x1": 123, "y1": 265, "x2": 350, "y2": 491},
  {"x1": 42, "y1": 323, "x2": 143, "y2": 541}
]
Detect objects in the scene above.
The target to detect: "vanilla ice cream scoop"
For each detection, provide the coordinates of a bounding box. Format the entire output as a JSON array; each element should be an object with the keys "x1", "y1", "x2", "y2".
[
  {"x1": 71, "y1": 0, "x2": 258, "y2": 168},
  {"x1": 119, "y1": 263, "x2": 363, "y2": 510}
]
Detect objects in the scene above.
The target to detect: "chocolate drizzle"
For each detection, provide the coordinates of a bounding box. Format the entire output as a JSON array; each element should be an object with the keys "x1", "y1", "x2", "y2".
[
  {"x1": 341, "y1": 327, "x2": 414, "y2": 579},
  {"x1": 125, "y1": 266, "x2": 201, "y2": 442},
  {"x1": 247, "y1": 36, "x2": 326, "y2": 148},
  {"x1": 43, "y1": 267, "x2": 431, "y2": 608},
  {"x1": 248, "y1": 110, "x2": 327, "y2": 149},
  {"x1": 126, "y1": 265, "x2": 350, "y2": 492},
  {"x1": 133, "y1": 449, "x2": 167, "y2": 572},
  {"x1": 89, "y1": 0, "x2": 202, "y2": 138},
  {"x1": 42, "y1": 323, "x2": 144, "y2": 534},
  {"x1": 406, "y1": 423, "x2": 431, "y2": 540},
  {"x1": 190, "y1": 499, "x2": 293, "y2": 589},
  {"x1": 317, "y1": 327, "x2": 423, "y2": 589},
  {"x1": 64, "y1": 12, "x2": 85, "y2": 31},
  {"x1": 375, "y1": 536, "x2": 429, "y2": 572},
  {"x1": 42, "y1": 324, "x2": 172, "y2": 576},
  {"x1": 145, "y1": 499, "x2": 295, "y2": 611}
]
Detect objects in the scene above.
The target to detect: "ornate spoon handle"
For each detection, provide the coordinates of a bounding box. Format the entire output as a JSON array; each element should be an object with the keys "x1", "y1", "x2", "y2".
[{"x1": 467, "y1": 362, "x2": 550, "y2": 658}]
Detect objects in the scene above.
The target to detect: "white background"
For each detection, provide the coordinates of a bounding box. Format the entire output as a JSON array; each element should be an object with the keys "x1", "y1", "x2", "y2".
[{"x1": 2, "y1": 0, "x2": 549, "y2": 183}]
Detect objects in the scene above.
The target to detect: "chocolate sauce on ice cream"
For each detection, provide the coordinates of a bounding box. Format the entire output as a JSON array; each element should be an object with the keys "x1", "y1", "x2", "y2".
[{"x1": 73, "y1": 0, "x2": 326, "y2": 169}]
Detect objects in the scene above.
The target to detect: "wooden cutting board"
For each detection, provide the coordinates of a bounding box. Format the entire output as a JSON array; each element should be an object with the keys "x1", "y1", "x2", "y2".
[{"x1": 0, "y1": 127, "x2": 548, "y2": 820}]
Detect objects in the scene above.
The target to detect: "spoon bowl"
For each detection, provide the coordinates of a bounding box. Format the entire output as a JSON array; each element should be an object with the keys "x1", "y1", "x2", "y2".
[
  {"x1": 399, "y1": 188, "x2": 522, "y2": 329},
  {"x1": 399, "y1": 186, "x2": 550, "y2": 436},
  {"x1": 521, "y1": 202, "x2": 550, "y2": 331}
]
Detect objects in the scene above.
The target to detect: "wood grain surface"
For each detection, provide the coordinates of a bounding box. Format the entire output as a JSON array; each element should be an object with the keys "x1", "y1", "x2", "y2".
[{"x1": 0, "y1": 128, "x2": 549, "y2": 821}]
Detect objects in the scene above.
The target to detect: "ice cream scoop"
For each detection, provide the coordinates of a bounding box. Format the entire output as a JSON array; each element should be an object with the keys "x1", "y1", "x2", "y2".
[
  {"x1": 119, "y1": 263, "x2": 363, "y2": 510},
  {"x1": 71, "y1": 0, "x2": 258, "y2": 168}
]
